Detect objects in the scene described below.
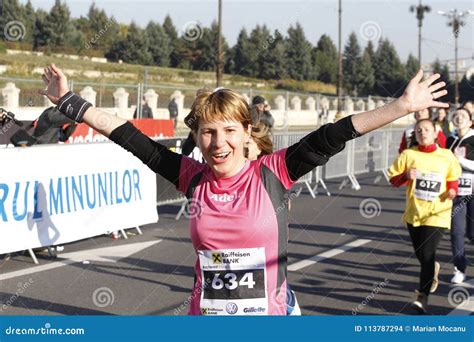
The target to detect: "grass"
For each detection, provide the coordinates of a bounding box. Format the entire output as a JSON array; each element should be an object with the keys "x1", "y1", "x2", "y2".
[{"x1": 0, "y1": 51, "x2": 336, "y2": 95}]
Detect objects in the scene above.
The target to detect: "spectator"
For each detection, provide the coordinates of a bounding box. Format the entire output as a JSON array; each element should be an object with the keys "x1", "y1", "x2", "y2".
[
  {"x1": 251, "y1": 95, "x2": 274, "y2": 131},
  {"x1": 434, "y1": 108, "x2": 454, "y2": 138},
  {"x1": 133, "y1": 97, "x2": 154, "y2": 119},
  {"x1": 168, "y1": 98, "x2": 179, "y2": 129}
]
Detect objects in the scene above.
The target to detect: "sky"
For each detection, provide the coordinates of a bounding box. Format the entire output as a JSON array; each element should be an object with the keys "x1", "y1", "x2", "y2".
[{"x1": 26, "y1": 0, "x2": 473, "y2": 69}]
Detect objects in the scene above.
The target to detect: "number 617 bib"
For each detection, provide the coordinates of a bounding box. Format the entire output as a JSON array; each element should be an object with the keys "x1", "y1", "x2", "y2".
[
  {"x1": 414, "y1": 171, "x2": 443, "y2": 202},
  {"x1": 198, "y1": 247, "x2": 268, "y2": 315}
]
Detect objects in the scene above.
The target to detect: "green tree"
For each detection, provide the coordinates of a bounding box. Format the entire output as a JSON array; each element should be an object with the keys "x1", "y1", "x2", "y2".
[
  {"x1": 229, "y1": 28, "x2": 252, "y2": 75},
  {"x1": 357, "y1": 48, "x2": 375, "y2": 96},
  {"x1": 405, "y1": 54, "x2": 420, "y2": 80},
  {"x1": 45, "y1": 0, "x2": 76, "y2": 50},
  {"x1": 373, "y1": 38, "x2": 406, "y2": 97},
  {"x1": 285, "y1": 23, "x2": 312, "y2": 80},
  {"x1": 146, "y1": 21, "x2": 171, "y2": 67},
  {"x1": 1, "y1": 0, "x2": 24, "y2": 41},
  {"x1": 163, "y1": 15, "x2": 180, "y2": 67},
  {"x1": 107, "y1": 22, "x2": 152, "y2": 65},
  {"x1": 260, "y1": 29, "x2": 287, "y2": 80},
  {"x1": 314, "y1": 34, "x2": 338, "y2": 84},
  {"x1": 343, "y1": 32, "x2": 362, "y2": 94}
]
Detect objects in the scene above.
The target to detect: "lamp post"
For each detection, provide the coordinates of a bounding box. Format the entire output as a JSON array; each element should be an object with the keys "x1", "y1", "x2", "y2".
[
  {"x1": 409, "y1": 0, "x2": 430, "y2": 68},
  {"x1": 336, "y1": 0, "x2": 343, "y2": 120},
  {"x1": 438, "y1": 9, "x2": 473, "y2": 105},
  {"x1": 216, "y1": 0, "x2": 223, "y2": 87}
]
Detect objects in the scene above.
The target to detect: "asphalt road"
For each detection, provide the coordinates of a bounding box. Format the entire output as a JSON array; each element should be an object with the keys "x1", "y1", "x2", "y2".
[{"x1": 1, "y1": 172, "x2": 472, "y2": 316}]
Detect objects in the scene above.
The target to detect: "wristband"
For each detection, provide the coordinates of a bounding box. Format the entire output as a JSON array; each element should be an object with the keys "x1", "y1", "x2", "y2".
[{"x1": 57, "y1": 91, "x2": 92, "y2": 123}]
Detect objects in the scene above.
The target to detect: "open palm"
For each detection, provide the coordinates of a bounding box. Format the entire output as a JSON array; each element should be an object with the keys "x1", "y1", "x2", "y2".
[
  {"x1": 401, "y1": 70, "x2": 448, "y2": 113},
  {"x1": 38, "y1": 64, "x2": 69, "y2": 105}
]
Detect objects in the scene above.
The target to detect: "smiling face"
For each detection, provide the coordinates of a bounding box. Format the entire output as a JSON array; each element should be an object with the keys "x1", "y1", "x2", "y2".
[
  {"x1": 415, "y1": 119, "x2": 436, "y2": 146},
  {"x1": 196, "y1": 120, "x2": 251, "y2": 178},
  {"x1": 184, "y1": 88, "x2": 253, "y2": 179},
  {"x1": 453, "y1": 109, "x2": 471, "y2": 131}
]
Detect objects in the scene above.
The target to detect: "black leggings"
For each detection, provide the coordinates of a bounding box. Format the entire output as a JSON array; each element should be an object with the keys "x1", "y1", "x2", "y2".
[{"x1": 407, "y1": 224, "x2": 445, "y2": 296}]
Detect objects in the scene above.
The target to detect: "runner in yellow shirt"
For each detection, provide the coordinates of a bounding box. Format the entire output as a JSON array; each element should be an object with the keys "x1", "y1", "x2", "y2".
[{"x1": 388, "y1": 119, "x2": 461, "y2": 313}]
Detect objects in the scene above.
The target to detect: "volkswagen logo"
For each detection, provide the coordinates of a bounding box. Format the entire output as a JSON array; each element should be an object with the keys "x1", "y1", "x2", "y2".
[{"x1": 226, "y1": 302, "x2": 238, "y2": 315}]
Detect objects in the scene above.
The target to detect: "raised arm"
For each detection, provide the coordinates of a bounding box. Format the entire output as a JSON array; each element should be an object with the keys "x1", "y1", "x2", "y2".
[
  {"x1": 351, "y1": 69, "x2": 448, "y2": 135},
  {"x1": 39, "y1": 64, "x2": 125, "y2": 137},
  {"x1": 285, "y1": 69, "x2": 448, "y2": 180}
]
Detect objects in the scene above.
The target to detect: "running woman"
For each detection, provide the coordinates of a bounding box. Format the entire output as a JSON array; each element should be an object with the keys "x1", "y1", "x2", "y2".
[
  {"x1": 447, "y1": 107, "x2": 474, "y2": 284},
  {"x1": 40, "y1": 64, "x2": 448, "y2": 315},
  {"x1": 388, "y1": 119, "x2": 461, "y2": 313}
]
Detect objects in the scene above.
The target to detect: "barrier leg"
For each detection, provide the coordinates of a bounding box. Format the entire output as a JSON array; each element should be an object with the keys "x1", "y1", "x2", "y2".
[
  {"x1": 119, "y1": 229, "x2": 128, "y2": 240},
  {"x1": 175, "y1": 200, "x2": 187, "y2": 220},
  {"x1": 304, "y1": 181, "x2": 316, "y2": 199},
  {"x1": 135, "y1": 226, "x2": 143, "y2": 235},
  {"x1": 349, "y1": 174, "x2": 361, "y2": 191},
  {"x1": 319, "y1": 179, "x2": 331, "y2": 196},
  {"x1": 27, "y1": 248, "x2": 39, "y2": 264},
  {"x1": 382, "y1": 169, "x2": 390, "y2": 183}
]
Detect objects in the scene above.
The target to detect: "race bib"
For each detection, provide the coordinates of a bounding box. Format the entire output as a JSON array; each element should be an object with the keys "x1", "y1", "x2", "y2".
[
  {"x1": 458, "y1": 173, "x2": 473, "y2": 196},
  {"x1": 199, "y1": 247, "x2": 267, "y2": 315},
  {"x1": 414, "y1": 171, "x2": 443, "y2": 202}
]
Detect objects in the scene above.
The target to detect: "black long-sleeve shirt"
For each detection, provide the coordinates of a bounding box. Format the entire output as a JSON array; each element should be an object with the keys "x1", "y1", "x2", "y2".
[{"x1": 109, "y1": 116, "x2": 360, "y2": 189}]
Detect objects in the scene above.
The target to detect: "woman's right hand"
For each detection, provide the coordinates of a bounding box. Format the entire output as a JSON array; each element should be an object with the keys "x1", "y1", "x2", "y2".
[
  {"x1": 406, "y1": 168, "x2": 417, "y2": 180},
  {"x1": 38, "y1": 64, "x2": 69, "y2": 105}
]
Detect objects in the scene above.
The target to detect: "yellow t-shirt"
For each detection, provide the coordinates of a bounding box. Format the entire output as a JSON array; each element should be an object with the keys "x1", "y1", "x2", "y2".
[{"x1": 388, "y1": 147, "x2": 461, "y2": 228}]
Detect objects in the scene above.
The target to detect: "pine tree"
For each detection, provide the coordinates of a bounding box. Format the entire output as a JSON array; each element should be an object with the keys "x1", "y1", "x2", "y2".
[
  {"x1": 314, "y1": 34, "x2": 338, "y2": 84},
  {"x1": 108, "y1": 22, "x2": 152, "y2": 65},
  {"x1": 1, "y1": 0, "x2": 24, "y2": 41},
  {"x1": 146, "y1": 21, "x2": 171, "y2": 67},
  {"x1": 163, "y1": 15, "x2": 180, "y2": 67},
  {"x1": 45, "y1": 0, "x2": 75, "y2": 49},
  {"x1": 357, "y1": 48, "x2": 375, "y2": 96},
  {"x1": 285, "y1": 23, "x2": 312, "y2": 81},
  {"x1": 373, "y1": 38, "x2": 406, "y2": 97},
  {"x1": 260, "y1": 29, "x2": 287, "y2": 80},
  {"x1": 405, "y1": 54, "x2": 419, "y2": 80},
  {"x1": 231, "y1": 28, "x2": 252, "y2": 75},
  {"x1": 343, "y1": 32, "x2": 362, "y2": 94}
]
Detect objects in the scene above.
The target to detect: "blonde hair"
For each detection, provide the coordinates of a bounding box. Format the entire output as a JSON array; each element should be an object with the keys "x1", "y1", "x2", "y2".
[
  {"x1": 184, "y1": 88, "x2": 252, "y2": 131},
  {"x1": 252, "y1": 123, "x2": 273, "y2": 156}
]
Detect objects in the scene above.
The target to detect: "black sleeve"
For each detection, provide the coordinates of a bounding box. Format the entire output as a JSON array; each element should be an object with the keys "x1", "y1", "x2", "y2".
[
  {"x1": 109, "y1": 121, "x2": 182, "y2": 187},
  {"x1": 285, "y1": 115, "x2": 361, "y2": 180},
  {"x1": 181, "y1": 131, "x2": 196, "y2": 156}
]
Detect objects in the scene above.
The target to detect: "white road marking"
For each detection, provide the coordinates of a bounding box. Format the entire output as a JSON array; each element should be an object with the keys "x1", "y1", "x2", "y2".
[
  {"x1": 0, "y1": 240, "x2": 161, "y2": 281},
  {"x1": 288, "y1": 239, "x2": 372, "y2": 271}
]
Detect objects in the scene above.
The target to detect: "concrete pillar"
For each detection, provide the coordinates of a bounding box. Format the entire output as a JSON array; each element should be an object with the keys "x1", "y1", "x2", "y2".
[
  {"x1": 291, "y1": 96, "x2": 301, "y2": 111},
  {"x1": 144, "y1": 89, "x2": 158, "y2": 112},
  {"x1": 113, "y1": 87, "x2": 129, "y2": 116},
  {"x1": 80, "y1": 86, "x2": 97, "y2": 107},
  {"x1": 274, "y1": 95, "x2": 286, "y2": 111},
  {"x1": 1, "y1": 82, "x2": 20, "y2": 112},
  {"x1": 306, "y1": 96, "x2": 316, "y2": 111}
]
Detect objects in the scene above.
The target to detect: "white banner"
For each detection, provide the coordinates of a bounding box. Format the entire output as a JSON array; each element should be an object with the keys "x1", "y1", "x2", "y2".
[{"x1": 0, "y1": 142, "x2": 158, "y2": 254}]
